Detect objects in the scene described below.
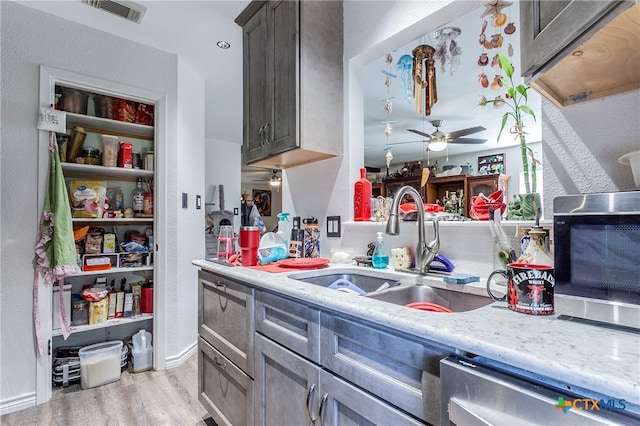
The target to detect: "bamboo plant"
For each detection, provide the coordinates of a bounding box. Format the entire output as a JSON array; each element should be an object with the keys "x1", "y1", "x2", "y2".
[{"x1": 482, "y1": 52, "x2": 537, "y2": 193}]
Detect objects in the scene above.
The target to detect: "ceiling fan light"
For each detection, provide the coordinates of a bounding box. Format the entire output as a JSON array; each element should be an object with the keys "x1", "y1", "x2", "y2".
[
  {"x1": 269, "y1": 170, "x2": 281, "y2": 186},
  {"x1": 429, "y1": 139, "x2": 447, "y2": 151}
]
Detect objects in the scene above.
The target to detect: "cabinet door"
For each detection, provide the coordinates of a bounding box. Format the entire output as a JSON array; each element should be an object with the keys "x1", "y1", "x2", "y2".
[
  {"x1": 266, "y1": 0, "x2": 299, "y2": 156},
  {"x1": 198, "y1": 270, "x2": 254, "y2": 377},
  {"x1": 319, "y1": 370, "x2": 424, "y2": 426},
  {"x1": 520, "y1": 0, "x2": 630, "y2": 79},
  {"x1": 242, "y1": 5, "x2": 269, "y2": 163},
  {"x1": 468, "y1": 175, "x2": 499, "y2": 198},
  {"x1": 199, "y1": 337, "x2": 254, "y2": 426},
  {"x1": 320, "y1": 313, "x2": 447, "y2": 425},
  {"x1": 255, "y1": 333, "x2": 318, "y2": 426}
]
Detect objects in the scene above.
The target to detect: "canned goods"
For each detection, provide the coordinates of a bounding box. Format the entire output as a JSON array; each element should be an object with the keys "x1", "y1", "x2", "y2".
[{"x1": 143, "y1": 193, "x2": 153, "y2": 215}]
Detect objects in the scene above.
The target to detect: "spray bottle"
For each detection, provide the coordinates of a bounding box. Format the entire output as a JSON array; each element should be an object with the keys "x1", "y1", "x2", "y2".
[
  {"x1": 276, "y1": 212, "x2": 292, "y2": 250},
  {"x1": 372, "y1": 232, "x2": 389, "y2": 269}
]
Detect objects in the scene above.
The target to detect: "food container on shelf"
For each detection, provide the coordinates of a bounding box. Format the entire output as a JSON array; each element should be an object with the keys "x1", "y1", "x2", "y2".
[
  {"x1": 114, "y1": 98, "x2": 136, "y2": 123},
  {"x1": 71, "y1": 298, "x2": 89, "y2": 326},
  {"x1": 66, "y1": 127, "x2": 87, "y2": 163},
  {"x1": 61, "y1": 87, "x2": 89, "y2": 114},
  {"x1": 101, "y1": 135, "x2": 119, "y2": 167},
  {"x1": 118, "y1": 141, "x2": 133, "y2": 168},
  {"x1": 93, "y1": 94, "x2": 113, "y2": 119},
  {"x1": 79, "y1": 340, "x2": 123, "y2": 389},
  {"x1": 74, "y1": 147, "x2": 102, "y2": 165}
]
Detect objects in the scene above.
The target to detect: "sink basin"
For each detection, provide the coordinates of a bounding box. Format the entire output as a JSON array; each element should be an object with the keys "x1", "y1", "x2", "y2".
[
  {"x1": 365, "y1": 285, "x2": 494, "y2": 312},
  {"x1": 288, "y1": 269, "x2": 403, "y2": 294}
]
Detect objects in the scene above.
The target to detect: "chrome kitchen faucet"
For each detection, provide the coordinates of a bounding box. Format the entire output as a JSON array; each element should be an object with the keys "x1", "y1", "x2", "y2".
[{"x1": 386, "y1": 186, "x2": 440, "y2": 275}]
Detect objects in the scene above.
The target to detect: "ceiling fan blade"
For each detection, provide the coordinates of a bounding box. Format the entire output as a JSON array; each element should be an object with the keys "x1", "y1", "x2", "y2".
[
  {"x1": 385, "y1": 139, "x2": 430, "y2": 147},
  {"x1": 448, "y1": 137, "x2": 487, "y2": 144},
  {"x1": 407, "y1": 129, "x2": 433, "y2": 140},
  {"x1": 445, "y1": 126, "x2": 486, "y2": 139}
]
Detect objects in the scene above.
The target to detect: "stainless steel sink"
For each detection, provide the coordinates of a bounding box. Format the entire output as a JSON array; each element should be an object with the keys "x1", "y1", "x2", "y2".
[
  {"x1": 288, "y1": 270, "x2": 403, "y2": 294},
  {"x1": 365, "y1": 285, "x2": 494, "y2": 312}
]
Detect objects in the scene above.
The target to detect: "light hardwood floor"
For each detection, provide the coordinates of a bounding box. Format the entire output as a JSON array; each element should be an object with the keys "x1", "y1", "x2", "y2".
[{"x1": 1, "y1": 354, "x2": 214, "y2": 426}]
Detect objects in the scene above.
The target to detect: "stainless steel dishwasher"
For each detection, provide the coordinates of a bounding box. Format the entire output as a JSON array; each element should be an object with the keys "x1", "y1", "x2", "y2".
[{"x1": 440, "y1": 356, "x2": 638, "y2": 425}]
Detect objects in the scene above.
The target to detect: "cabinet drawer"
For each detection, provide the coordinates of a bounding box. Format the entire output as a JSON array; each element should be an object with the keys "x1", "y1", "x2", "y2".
[
  {"x1": 198, "y1": 270, "x2": 254, "y2": 376},
  {"x1": 198, "y1": 337, "x2": 254, "y2": 426},
  {"x1": 255, "y1": 290, "x2": 320, "y2": 363},
  {"x1": 320, "y1": 369, "x2": 425, "y2": 426},
  {"x1": 320, "y1": 313, "x2": 448, "y2": 425}
]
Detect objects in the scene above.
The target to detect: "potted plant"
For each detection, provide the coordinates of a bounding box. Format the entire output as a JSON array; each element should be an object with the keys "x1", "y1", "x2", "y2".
[{"x1": 481, "y1": 52, "x2": 540, "y2": 220}]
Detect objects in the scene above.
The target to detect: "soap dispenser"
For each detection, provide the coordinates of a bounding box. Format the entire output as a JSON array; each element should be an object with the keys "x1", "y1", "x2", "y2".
[
  {"x1": 372, "y1": 232, "x2": 389, "y2": 269},
  {"x1": 276, "y1": 212, "x2": 292, "y2": 249}
]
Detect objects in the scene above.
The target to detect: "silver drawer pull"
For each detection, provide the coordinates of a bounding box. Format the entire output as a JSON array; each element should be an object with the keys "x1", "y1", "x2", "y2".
[
  {"x1": 213, "y1": 356, "x2": 227, "y2": 368},
  {"x1": 318, "y1": 393, "x2": 328, "y2": 426},
  {"x1": 213, "y1": 281, "x2": 227, "y2": 291},
  {"x1": 306, "y1": 383, "x2": 317, "y2": 422}
]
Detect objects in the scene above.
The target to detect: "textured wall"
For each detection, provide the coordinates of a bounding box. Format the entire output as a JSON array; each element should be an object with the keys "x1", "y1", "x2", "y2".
[{"x1": 542, "y1": 91, "x2": 640, "y2": 214}]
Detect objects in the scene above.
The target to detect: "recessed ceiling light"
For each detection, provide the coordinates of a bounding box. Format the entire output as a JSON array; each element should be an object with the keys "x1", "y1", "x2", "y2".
[{"x1": 217, "y1": 41, "x2": 231, "y2": 49}]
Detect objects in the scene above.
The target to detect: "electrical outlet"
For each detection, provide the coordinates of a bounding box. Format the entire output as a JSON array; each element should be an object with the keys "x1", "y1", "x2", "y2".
[{"x1": 182, "y1": 193, "x2": 188, "y2": 209}]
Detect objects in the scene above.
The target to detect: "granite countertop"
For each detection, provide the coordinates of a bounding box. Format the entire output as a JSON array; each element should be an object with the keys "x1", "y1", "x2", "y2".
[{"x1": 193, "y1": 259, "x2": 640, "y2": 408}]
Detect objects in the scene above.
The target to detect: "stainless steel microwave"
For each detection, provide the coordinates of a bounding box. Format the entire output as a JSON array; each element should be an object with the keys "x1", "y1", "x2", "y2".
[{"x1": 553, "y1": 191, "x2": 640, "y2": 329}]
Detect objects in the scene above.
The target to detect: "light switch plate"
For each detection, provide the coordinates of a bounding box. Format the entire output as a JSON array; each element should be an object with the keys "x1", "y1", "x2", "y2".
[
  {"x1": 326, "y1": 216, "x2": 341, "y2": 237},
  {"x1": 196, "y1": 195, "x2": 202, "y2": 209},
  {"x1": 182, "y1": 193, "x2": 188, "y2": 209}
]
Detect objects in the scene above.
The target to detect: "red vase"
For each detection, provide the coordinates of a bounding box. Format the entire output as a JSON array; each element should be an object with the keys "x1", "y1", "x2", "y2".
[{"x1": 354, "y1": 168, "x2": 372, "y2": 221}]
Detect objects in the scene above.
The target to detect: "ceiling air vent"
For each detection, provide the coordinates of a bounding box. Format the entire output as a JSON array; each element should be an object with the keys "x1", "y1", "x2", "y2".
[{"x1": 82, "y1": 0, "x2": 147, "y2": 24}]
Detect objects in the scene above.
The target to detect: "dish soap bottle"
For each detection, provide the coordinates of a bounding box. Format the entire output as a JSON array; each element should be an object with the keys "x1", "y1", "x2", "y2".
[
  {"x1": 276, "y1": 212, "x2": 292, "y2": 249},
  {"x1": 372, "y1": 232, "x2": 389, "y2": 269}
]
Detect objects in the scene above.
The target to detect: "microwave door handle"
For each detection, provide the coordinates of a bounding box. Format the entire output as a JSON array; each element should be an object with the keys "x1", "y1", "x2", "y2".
[{"x1": 448, "y1": 397, "x2": 495, "y2": 426}]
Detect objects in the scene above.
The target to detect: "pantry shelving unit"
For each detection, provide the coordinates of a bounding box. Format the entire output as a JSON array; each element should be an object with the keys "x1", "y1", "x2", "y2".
[{"x1": 37, "y1": 65, "x2": 165, "y2": 400}]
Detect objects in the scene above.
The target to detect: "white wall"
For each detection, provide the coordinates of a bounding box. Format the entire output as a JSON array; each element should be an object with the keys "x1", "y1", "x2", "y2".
[
  {"x1": 541, "y1": 93, "x2": 640, "y2": 213},
  {"x1": 207, "y1": 139, "x2": 242, "y2": 235},
  {"x1": 0, "y1": 1, "x2": 203, "y2": 412},
  {"x1": 173, "y1": 58, "x2": 205, "y2": 360}
]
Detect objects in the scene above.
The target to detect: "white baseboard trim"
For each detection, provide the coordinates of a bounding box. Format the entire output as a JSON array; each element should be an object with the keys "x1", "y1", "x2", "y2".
[
  {"x1": 165, "y1": 340, "x2": 197, "y2": 369},
  {"x1": 0, "y1": 392, "x2": 36, "y2": 416}
]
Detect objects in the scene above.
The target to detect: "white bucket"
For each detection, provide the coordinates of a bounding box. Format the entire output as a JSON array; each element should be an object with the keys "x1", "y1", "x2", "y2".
[{"x1": 619, "y1": 149, "x2": 640, "y2": 189}]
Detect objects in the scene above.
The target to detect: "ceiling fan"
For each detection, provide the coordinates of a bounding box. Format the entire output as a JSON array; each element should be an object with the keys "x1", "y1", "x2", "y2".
[
  {"x1": 399, "y1": 120, "x2": 487, "y2": 151},
  {"x1": 252, "y1": 169, "x2": 282, "y2": 187}
]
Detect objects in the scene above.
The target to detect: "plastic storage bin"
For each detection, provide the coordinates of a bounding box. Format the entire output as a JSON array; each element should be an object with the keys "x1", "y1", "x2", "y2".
[{"x1": 79, "y1": 340, "x2": 123, "y2": 389}]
